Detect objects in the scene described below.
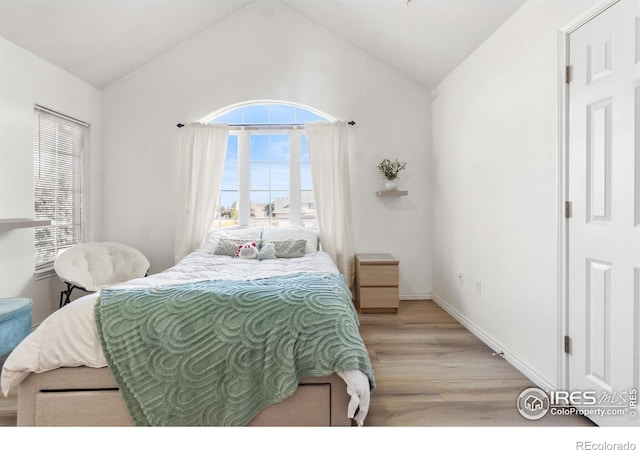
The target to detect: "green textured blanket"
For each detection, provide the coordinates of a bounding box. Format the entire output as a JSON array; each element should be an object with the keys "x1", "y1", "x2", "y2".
[{"x1": 94, "y1": 272, "x2": 375, "y2": 426}]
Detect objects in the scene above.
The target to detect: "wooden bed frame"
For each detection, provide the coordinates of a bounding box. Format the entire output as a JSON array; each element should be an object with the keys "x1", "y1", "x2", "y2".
[{"x1": 16, "y1": 367, "x2": 352, "y2": 426}]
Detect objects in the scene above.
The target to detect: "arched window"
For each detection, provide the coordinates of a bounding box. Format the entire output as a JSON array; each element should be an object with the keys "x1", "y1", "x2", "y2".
[{"x1": 206, "y1": 101, "x2": 331, "y2": 229}]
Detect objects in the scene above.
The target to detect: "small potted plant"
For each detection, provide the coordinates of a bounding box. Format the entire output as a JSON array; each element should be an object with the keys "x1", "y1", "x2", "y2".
[{"x1": 377, "y1": 158, "x2": 407, "y2": 190}]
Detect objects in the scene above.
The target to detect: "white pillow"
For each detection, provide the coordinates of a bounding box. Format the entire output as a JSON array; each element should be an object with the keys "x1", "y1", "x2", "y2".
[
  {"x1": 200, "y1": 227, "x2": 263, "y2": 253},
  {"x1": 260, "y1": 226, "x2": 318, "y2": 254}
]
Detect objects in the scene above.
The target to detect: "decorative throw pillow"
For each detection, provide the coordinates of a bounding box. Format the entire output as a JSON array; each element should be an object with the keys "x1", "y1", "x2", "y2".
[
  {"x1": 257, "y1": 242, "x2": 277, "y2": 260},
  {"x1": 270, "y1": 239, "x2": 307, "y2": 258},
  {"x1": 215, "y1": 239, "x2": 254, "y2": 257},
  {"x1": 200, "y1": 227, "x2": 263, "y2": 253},
  {"x1": 261, "y1": 226, "x2": 318, "y2": 254}
]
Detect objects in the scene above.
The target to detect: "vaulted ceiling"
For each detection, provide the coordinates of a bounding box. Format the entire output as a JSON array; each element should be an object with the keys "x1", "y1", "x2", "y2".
[{"x1": 0, "y1": 0, "x2": 526, "y2": 90}]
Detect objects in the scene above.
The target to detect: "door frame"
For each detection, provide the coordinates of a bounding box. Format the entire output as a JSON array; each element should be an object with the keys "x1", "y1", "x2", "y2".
[{"x1": 557, "y1": 0, "x2": 622, "y2": 392}]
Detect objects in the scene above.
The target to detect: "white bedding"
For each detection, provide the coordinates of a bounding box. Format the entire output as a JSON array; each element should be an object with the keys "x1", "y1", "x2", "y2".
[{"x1": 0, "y1": 250, "x2": 371, "y2": 425}]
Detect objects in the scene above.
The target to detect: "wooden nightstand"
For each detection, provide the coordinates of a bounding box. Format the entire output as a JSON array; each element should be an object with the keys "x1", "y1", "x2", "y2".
[{"x1": 355, "y1": 253, "x2": 399, "y2": 313}]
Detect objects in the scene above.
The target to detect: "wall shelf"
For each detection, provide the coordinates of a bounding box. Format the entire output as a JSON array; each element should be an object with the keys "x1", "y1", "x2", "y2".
[
  {"x1": 376, "y1": 190, "x2": 408, "y2": 197},
  {"x1": 0, "y1": 218, "x2": 51, "y2": 231}
]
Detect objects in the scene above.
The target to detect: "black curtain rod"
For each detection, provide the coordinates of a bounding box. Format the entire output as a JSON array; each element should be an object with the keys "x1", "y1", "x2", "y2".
[{"x1": 176, "y1": 121, "x2": 356, "y2": 128}]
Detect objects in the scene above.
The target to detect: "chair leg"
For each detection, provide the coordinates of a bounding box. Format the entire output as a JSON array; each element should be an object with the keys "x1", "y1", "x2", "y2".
[{"x1": 59, "y1": 283, "x2": 75, "y2": 308}]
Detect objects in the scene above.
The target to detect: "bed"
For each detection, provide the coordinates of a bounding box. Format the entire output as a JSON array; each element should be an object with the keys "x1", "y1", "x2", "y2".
[{"x1": 1, "y1": 226, "x2": 375, "y2": 427}]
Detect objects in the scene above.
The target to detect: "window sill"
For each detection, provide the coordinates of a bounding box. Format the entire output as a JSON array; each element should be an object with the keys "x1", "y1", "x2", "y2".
[{"x1": 0, "y1": 218, "x2": 51, "y2": 231}]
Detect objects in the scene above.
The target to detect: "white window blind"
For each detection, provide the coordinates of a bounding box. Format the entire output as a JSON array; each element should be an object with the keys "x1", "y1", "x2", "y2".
[{"x1": 33, "y1": 107, "x2": 87, "y2": 271}]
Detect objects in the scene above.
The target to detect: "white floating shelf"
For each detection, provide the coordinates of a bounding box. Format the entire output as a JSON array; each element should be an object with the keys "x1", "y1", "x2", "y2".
[
  {"x1": 376, "y1": 190, "x2": 408, "y2": 197},
  {"x1": 0, "y1": 218, "x2": 51, "y2": 231}
]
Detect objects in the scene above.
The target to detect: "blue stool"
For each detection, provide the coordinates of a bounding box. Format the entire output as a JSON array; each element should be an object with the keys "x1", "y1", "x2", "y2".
[{"x1": 0, "y1": 298, "x2": 32, "y2": 358}]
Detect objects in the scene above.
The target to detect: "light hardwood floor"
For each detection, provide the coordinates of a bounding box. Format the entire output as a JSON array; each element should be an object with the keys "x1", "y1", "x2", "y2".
[
  {"x1": 0, "y1": 300, "x2": 593, "y2": 427},
  {"x1": 0, "y1": 391, "x2": 16, "y2": 427},
  {"x1": 360, "y1": 300, "x2": 592, "y2": 426}
]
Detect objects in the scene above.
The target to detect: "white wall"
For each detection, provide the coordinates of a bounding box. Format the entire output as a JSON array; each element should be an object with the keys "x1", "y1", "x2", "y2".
[
  {"x1": 0, "y1": 36, "x2": 102, "y2": 326},
  {"x1": 102, "y1": 1, "x2": 432, "y2": 299},
  {"x1": 430, "y1": 0, "x2": 597, "y2": 388}
]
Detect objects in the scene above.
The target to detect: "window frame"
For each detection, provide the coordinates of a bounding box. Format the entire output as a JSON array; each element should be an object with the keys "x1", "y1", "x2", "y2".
[
  {"x1": 33, "y1": 106, "x2": 88, "y2": 278},
  {"x1": 236, "y1": 129, "x2": 302, "y2": 226},
  {"x1": 218, "y1": 127, "x2": 308, "y2": 228},
  {"x1": 210, "y1": 102, "x2": 331, "y2": 229}
]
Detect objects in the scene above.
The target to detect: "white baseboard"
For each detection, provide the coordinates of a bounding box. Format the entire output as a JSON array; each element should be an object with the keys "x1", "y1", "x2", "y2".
[
  {"x1": 400, "y1": 292, "x2": 432, "y2": 300},
  {"x1": 431, "y1": 294, "x2": 556, "y2": 392}
]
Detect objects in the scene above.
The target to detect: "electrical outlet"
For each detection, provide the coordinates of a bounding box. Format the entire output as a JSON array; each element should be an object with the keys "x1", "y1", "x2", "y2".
[
  {"x1": 458, "y1": 273, "x2": 464, "y2": 286},
  {"x1": 476, "y1": 281, "x2": 482, "y2": 295}
]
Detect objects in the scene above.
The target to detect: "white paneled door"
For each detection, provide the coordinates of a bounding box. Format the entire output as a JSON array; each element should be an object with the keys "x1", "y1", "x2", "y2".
[{"x1": 567, "y1": 0, "x2": 639, "y2": 426}]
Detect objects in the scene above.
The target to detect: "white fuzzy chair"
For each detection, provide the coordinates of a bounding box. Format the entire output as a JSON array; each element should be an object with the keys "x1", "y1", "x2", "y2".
[{"x1": 54, "y1": 242, "x2": 150, "y2": 307}]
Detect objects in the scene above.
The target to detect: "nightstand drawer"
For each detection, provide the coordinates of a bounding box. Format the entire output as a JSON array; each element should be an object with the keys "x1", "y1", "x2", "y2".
[
  {"x1": 358, "y1": 265, "x2": 399, "y2": 286},
  {"x1": 355, "y1": 253, "x2": 399, "y2": 313},
  {"x1": 360, "y1": 287, "x2": 399, "y2": 309}
]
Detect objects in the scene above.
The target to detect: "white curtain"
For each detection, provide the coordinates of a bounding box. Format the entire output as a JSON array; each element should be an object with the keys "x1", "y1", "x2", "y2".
[
  {"x1": 174, "y1": 123, "x2": 229, "y2": 263},
  {"x1": 305, "y1": 121, "x2": 355, "y2": 286}
]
